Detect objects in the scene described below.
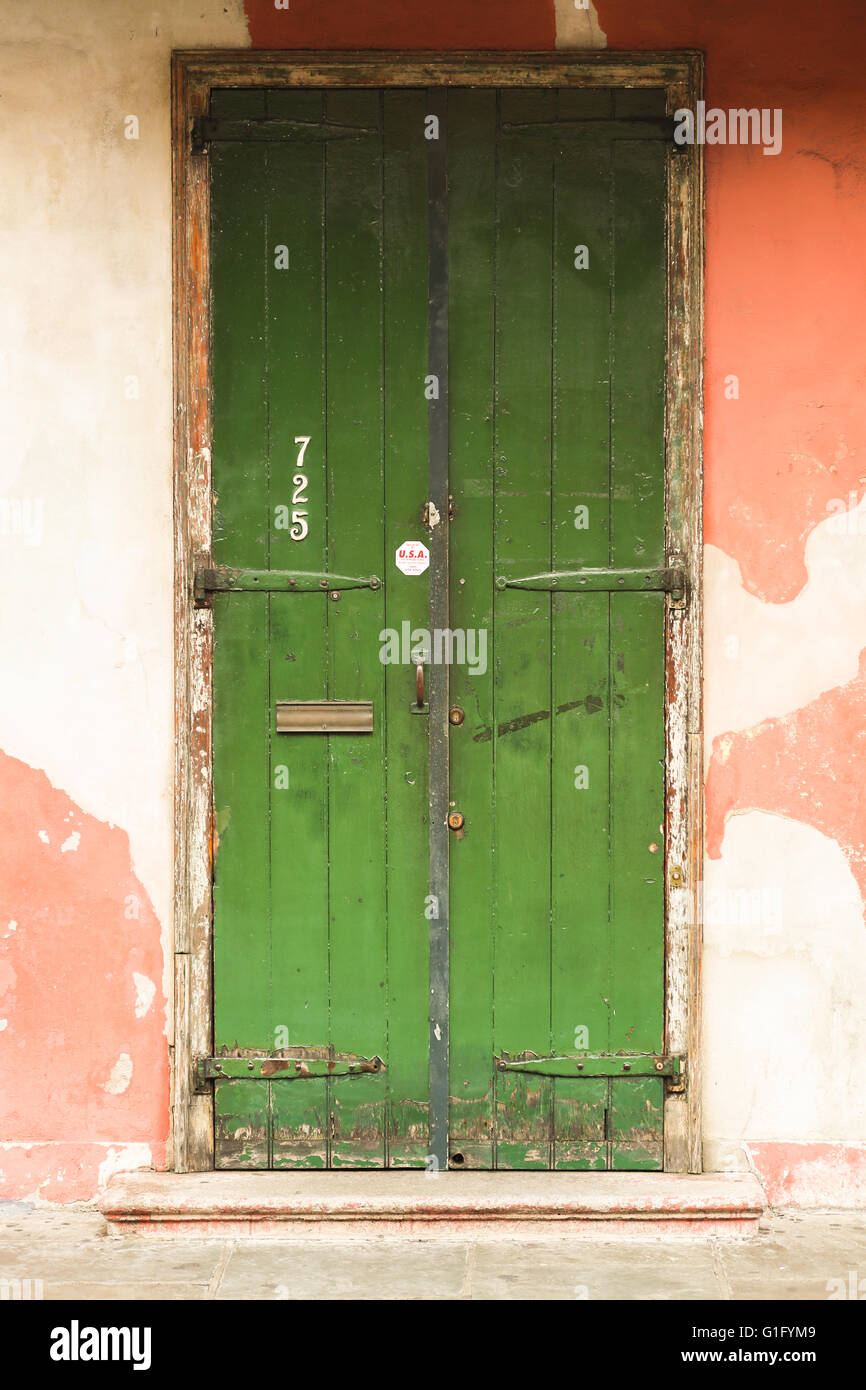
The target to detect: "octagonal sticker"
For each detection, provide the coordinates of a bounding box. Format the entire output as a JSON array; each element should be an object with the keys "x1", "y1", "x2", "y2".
[{"x1": 395, "y1": 542, "x2": 430, "y2": 576}]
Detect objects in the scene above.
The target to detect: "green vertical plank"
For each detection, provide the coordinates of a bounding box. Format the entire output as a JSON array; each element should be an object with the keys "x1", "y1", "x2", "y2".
[
  {"x1": 266, "y1": 90, "x2": 331, "y2": 1166},
  {"x1": 325, "y1": 90, "x2": 387, "y2": 1167},
  {"x1": 609, "y1": 1078, "x2": 664, "y2": 1170},
  {"x1": 211, "y1": 93, "x2": 271, "y2": 1128},
  {"x1": 609, "y1": 115, "x2": 666, "y2": 1072},
  {"x1": 609, "y1": 591, "x2": 665, "y2": 1057},
  {"x1": 214, "y1": 1079, "x2": 269, "y2": 1170},
  {"x1": 610, "y1": 103, "x2": 666, "y2": 570},
  {"x1": 447, "y1": 89, "x2": 497, "y2": 1170},
  {"x1": 272, "y1": 1080, "x2": 328, "y2": 1169},
  {"x1": 550, "y1": 90, "x2": 614, "y2": 1091},
  {"x1": 494, "y1": 1075, "x2": 552, "y2": 1171},
  {"x1": 383, "y1": 90, "x2": 431, "y2": 1168},
  {"x1": 553, "y1": 1077, "x2": 607, "y2": 1170},
  {"x1": 492, "y1": 90, "x2": 556, "y2": 1169},
  {"x1": 330, "y1": 1075, "x2": 386, "y2": 1169}
]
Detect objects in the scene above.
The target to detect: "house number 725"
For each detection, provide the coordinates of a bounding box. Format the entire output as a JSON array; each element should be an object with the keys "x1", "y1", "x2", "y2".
[{"x1": 290, "y1": 435, "x2": 310, "y2": 540}]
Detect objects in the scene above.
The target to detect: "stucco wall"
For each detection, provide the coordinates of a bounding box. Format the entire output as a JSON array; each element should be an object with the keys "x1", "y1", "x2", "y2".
[{"x1": 1, "y1": 0, "x2": 864, "y2": 1205}]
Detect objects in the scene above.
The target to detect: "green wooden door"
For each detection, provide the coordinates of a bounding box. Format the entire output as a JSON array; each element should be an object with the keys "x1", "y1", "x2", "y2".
[{"x1": 206, "y1": 86, "x2": 672, "y2": 1171}]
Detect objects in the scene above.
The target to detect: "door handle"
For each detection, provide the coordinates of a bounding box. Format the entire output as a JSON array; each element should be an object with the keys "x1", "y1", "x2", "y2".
[{"x1": 409, "y1": 655, "x2": 428, "y2": 715}]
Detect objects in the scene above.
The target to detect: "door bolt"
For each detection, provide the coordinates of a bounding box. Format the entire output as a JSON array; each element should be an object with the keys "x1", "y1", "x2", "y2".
[
  {"x1": 329, "y1": 590, "x2": 341, "y2": 601},
  {"x1": 449, "y1": 707, "x2": 465, "y2": 726}
]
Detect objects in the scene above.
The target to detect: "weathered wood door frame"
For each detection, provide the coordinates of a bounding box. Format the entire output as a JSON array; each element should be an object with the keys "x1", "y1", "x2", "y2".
[{"x1": 170, "y1": 49, "x2": 704, "y2": 1174}]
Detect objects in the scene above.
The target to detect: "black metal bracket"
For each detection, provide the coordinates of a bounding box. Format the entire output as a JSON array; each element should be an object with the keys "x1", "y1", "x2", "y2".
[
  {"x1": 192, "y1": 115, "x2": 379, "y2": 155},
  {"x1": 501, "y1": 116, "x2": 678, "y2": 144}
]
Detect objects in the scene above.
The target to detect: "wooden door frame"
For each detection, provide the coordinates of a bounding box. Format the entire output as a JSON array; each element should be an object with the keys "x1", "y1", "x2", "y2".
[{"x1": 170, "y1": 49, "x2": 704, "y2": 1174}]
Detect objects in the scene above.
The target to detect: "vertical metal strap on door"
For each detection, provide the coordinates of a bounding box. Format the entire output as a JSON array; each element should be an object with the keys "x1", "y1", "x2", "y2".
[{"x1": 426, "y1": 89, "x2": 450, "y2": 1173}]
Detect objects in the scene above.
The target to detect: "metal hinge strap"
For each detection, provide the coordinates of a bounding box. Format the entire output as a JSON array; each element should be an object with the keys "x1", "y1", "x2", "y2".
[
  {"x1": 197, "y1": 1054, "x2": 384, "y2": 1082},
  {"x1": 495, "y1": 1052, "x2": 684, "y2": 1082},
  {"x1": 194, "y1": 567, "x2": 381, "y2": 605},
  {"x1": 192, "y1": 116, "x2": 379, "y2": 153},
  {"x1": 501, "y1": 117, "x2": 677, "y2": 144},
  {"x1": 496, "y1": 567, "x2": 687, "y2": 599}
]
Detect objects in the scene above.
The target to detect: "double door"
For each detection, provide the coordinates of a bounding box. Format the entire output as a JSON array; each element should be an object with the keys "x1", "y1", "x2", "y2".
[{"x1": 205, "y1": 85, "x2": 673, "y2": 1170}]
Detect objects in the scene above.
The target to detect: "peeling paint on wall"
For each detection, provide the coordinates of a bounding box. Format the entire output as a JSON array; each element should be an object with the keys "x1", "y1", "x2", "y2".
[
  {"x1": 707, "y1": 649, "x2": 866, "y2": 905},
  {"x1": 705, "y1": 496, "x2": 866, "y2": 750},
  {"x1": 746, "y1": 1142, "x2": 866, "y2": 1208},
  {"x1": 0, "y1": 751, "x2": 168, "y2": 1201}
]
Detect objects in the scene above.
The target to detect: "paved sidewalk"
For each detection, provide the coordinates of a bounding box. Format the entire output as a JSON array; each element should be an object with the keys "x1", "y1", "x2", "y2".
[{"x1": 1, "y1": 1207, "x2": 865, "y2": 1299}]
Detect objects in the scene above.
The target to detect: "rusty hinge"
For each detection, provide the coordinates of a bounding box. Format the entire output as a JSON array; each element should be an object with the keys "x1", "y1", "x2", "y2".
[{"x1": 196, "y1": 1052, "x2": 385, "y2": 1083}]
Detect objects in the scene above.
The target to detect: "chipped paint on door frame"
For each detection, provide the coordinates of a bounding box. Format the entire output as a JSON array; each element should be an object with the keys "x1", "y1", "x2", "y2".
[{"x1": 170, "y1": 48, "x2": 704, "y2": 1175}]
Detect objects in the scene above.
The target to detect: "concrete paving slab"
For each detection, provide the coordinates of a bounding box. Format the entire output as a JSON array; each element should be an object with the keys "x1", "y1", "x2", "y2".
[
  {"x1": 214, "y1": 1238, "x2": 469, "y2": 1300},
  {"x1": 0, "y1": 1209, "x2": 225, "y2": 1284},
  {"x1": 718, "y1": 1212, "x2": 866, "y2": 1301},
  {"x1": 466, "y1": 1238, "x2": 722, "y2": 1300},
  {"x1": 42, "y1": 1282, "x2": 210, "y2": 1301}
]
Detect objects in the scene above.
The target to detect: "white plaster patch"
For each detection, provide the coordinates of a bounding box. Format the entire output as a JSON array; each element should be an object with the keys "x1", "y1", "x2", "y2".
[
  {"x1": 554, "y1": 0, "x2": 607, "y2": 48},
  {"x1": 103, "y1": 1052, "x2": 133, "y2": 1094},
  {"x1": 132, "y1": 971, "x2": 156, "y2": 1019},
  {"x1": 0, "y1": 0, "x2": 251, "y2": 981},
  {"x1": 705, "y1": 493, "x2": 866, "y2": 753},
  {"x1": 96, "y1": 1143, "x2": 153, "y2": 1191},
  {"x1": 60, "y1": 831, "x2": 80, "y2": 853},
  {"x1": 37, "y1": 830, "x2": 49, "y2": 844},
  {"x1": 703, "y1": 812, "x2": 866, "y2": 1144},
  {"x1": 4, "y1": 921, "x2": 17, "y2": 936},
  {"x1": 0, "y1": 1020, "x2": 7, "y2": 1032}
]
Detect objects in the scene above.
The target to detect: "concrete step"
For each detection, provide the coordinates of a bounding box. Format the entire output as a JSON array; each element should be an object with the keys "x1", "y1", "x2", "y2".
[{"x1": 99, "y1": 1171, "x2": 766, "y2": 1239}]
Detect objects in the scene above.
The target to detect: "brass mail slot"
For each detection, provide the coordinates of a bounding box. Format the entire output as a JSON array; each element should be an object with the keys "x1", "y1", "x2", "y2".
[{"x1": 276, "y1": 701, "x2": 374, "y2": 734}]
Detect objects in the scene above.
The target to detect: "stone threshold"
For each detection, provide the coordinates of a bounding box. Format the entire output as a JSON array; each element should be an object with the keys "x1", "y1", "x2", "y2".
[{"x1": 99, "y1": 1171, "x2": 765, "y2": 1239}]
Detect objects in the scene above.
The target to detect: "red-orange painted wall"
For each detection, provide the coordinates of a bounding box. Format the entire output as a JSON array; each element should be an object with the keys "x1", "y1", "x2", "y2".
[{"x1": 244, "y1": 0, "x2": 554, "y2": 49}]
